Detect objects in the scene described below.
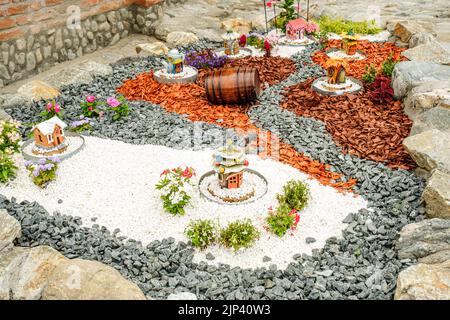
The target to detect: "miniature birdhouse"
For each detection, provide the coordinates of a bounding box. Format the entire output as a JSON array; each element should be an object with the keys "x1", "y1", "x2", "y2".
[
  {"x1": 32, "y1": 116, "x2": 68, "y2": 156},
  {"x1": 166, "y1": 49, "x2": 184, "y2": 74},
  {"x1": 222, "y1": 30, "x2": 240, "y2": 56},
  {"x1": 324, "y1": 59, "x2": 349, "y2": 85},
  {"x1": 341, "y1": 32, "x2": 359, "y2": 55},
  {"x1": 213, "y1": 139, "x2": 249, "y2": 189}
]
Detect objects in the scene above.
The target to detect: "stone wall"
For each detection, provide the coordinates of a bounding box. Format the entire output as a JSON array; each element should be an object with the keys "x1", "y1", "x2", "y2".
[{"x1": 0, "y1": 0, "x2": 165, "y2": 87}]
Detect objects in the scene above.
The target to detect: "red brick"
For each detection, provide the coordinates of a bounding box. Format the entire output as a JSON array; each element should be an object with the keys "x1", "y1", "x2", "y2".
[
  {"x1": 0, "y1": 17, "x2": 15, "y2": 30},
  {"x1": 15, "y1": 15, "x2": 30, "y2": 26},
  {"x1": 0, "y1": 27, "x2": 25, "y2": 41},
  {"x1": 45, "y1": 0, "x2": 64, "y2": 6},
  {"x1": 80, "y1": 0, "x2": 101, "y2": 8},
  {"x1": 33, "y1": 10, "x2": 57, "y2": 22},
  {"x1": 135, "y1": 0, "x2": 164, "y2": 8},
  {"x1": 7, "y1": 4, "x2": 29, "y2": 16}
]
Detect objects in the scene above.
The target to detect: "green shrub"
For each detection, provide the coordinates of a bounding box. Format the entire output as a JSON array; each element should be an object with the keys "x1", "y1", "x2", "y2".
[
  {"x1": 185, "y1": 219, "x2": 218, "y2": 249},
  {"x1": 316, "y1": 16, "x2": 381, "y2": 35},
  {"x1": 362, "y1": 64, "x2": 377, "y2": 84},
  {"x1": 0, "y1": 119, "x2": 21, "y2": 154},
  {"x1": 276, "y1": 180, "x2": 309, "y2": 212},
  {"x1": 220, "y1": 219, "x2": 260, "y2": 251},
  {"x1": 266, "y1": 205, "x2": 297, "y2": 237},
  {"x1": 381, "y1": 55, "x2": 397, "y2": 77},
  {"x1": 0, "y1": 153, "x2": 17, "y2": 183}
]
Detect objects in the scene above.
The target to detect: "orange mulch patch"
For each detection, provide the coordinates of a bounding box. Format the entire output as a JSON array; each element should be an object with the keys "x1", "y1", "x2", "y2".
[
  {"x1": 312, "y1": 40, "x2": 407, "y2": 79},
  {"x1": 282, "y1": 79, "x2": 415, "y2": 170},
  {"x1": 196, "y1": 56, "x2": 297, "y2": 87},
  {"x1": 117, "y1": 71, "x2": 357, "y2": 192}
]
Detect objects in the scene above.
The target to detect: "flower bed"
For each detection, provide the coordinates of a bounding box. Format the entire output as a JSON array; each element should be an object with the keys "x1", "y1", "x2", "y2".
[
  {"x1": 281, "y1": 79, "x2": 415, "y2": 169},
  {"x1": 313, "y1": 40, "x2": 406, "y2": 78}
]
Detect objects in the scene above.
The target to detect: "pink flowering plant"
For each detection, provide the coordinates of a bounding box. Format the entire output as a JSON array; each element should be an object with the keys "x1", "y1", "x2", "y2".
[
  {"x1": 40, "y1": 100, "x2": 63, "y2": 120},
  {"x1": 107, "y1": 96, "x2": 129, "y2": 121},
  {"x1": 80, "y1": 95, "x2": 104, "y2": 118},
  {"x1": 25, "y1": 157, "x2": 60, "y2": 188},
  {"x1": 155, "y1": 166, "x2": 196, "y2": 216},
  {"x1": 70, "y1": 115, "x2": 93, "y2": 133},
  {"x1": 0, "y1": 119, "x2": 21, "y2": 155}
]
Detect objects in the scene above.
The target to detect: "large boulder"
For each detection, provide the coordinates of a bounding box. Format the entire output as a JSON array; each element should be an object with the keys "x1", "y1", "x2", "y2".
[
  {"x1": 392, "y1": 61, "x2": 450, "y2": 99},
  {"x1": 393, "y1": 20, "x2": 435, "y2": 43},
  {"x1": 403, "y1": 129, "x2": 450, "y2": 173},
  {"x1": 396, "y1": 218, "x2": 450, "y2": 261},
  {"x1": 409, "y1": 32, "x2": 436, "y2": 48},
  {"x1": 423, "y1": 170, "x2": 450, "y2": 219},
  {"x1": 16, "y1": 80, "x2": 60, "y2": 103},
  {"x1": 135, "y1": 42, "x2": 169, "y2": 56},
  {"x1": 404, "y1": 80, "x2": 450, "y2": 119},
  {"x1": 0, "y1": 209, "x2": 20, "y2": 252},
  {"x1": 0, "y1": 246, "x2": 66, "y2": 300},
  {"x1": 220, "y1": 18, "x2": 253, "y2": 34},
  {"x1": 394, "y1": 259, "x2": 450, "y2": 300},
  {"x1": 402, "y1": 41, "x2": 450, "y2": 66},
  {"x1": 166, "y1": 31, "x2": 199, "y2": 48},
  {"x1": 410, "y1": 106, "x2": 450, "y2": 135},
  {"x1": 41, "y1": 259, "x2": 146, "y2": 300}
]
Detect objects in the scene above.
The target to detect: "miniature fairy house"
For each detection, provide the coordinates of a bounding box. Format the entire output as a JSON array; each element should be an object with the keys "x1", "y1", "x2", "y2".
[
  {"x1": 212, "y1": 140, "x2": 249, "y2": 189},
  {"x1": 324, "y1": 59, "x2": 349, "y2": 85},
  {"x1": 286, "y1": 18, "x2": 308, "y2": 40},
  {"x1": 166, "y1": 49, "x2": 184, "y2": 74},
  {"x1": 222, "y1": 30, "x2": 240, "y2": 55},
  {"x1": 341, "y1": 32, "x2": 359, "y2": 55},
  {"x1": 31, "y1": 116, "x2": 68, "y2": 155}
]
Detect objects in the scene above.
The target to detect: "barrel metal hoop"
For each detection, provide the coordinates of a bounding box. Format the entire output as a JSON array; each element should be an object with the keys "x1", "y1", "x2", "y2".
[
  {"x1": 235, "y1": 67, "x2": 242, "y2": 103},
  {"x1": 217, "y1": 68, "x2": 224, "y2": 104}
]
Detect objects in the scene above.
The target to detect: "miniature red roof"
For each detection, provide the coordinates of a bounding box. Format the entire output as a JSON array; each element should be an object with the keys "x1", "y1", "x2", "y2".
[{"x1": 286, "y1": 18, "x2": 308, "y2": 31}]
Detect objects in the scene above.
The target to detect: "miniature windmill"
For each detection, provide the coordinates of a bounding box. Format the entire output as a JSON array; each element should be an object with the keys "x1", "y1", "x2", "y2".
[{"x1": 212, "y1": 139, "x2": 249, "y2": 189}]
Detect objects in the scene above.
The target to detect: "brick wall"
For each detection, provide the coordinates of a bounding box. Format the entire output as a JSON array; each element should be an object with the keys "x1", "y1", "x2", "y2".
[{"x1": 0, "y1": 0, "x2": 165, "y2": 86}]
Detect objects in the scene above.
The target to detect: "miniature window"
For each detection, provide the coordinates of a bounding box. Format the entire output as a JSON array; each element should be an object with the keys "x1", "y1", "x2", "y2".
[
  {"x1": 39, "y1": 135, "x2": 43, "y2": 142},
  {"x1": 47, "y1": 134, "x2": 53, "y2": 142}
]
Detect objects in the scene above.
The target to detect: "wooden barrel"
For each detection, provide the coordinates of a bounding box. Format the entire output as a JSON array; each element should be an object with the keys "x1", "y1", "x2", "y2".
[{"x1": 205, "y1": 67, "x2": 261, "y2": 105}]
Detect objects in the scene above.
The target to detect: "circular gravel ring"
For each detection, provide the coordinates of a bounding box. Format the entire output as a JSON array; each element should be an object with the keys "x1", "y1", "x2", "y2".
[
  {"x1": 153, "y1": 66, "x2": 199, "y2": 84},
  {"x1": 311, "y1": 76, "x2": 363, "y2": 96},
  {"x1": 278, "y1": 36, "x2": 316, "y2": 47},
  {"x1": 325, "y1": 48, "x2": 367, "y2": 61},
  {"x1": 215, "y1": 47, "x2": 253, "y2": 59},
  {"x1": 198, "y1": 169, "x2": 268, "y2": 205},
  {"x1": 21, "y1": 131, "x2": 85, "y2": 162}
]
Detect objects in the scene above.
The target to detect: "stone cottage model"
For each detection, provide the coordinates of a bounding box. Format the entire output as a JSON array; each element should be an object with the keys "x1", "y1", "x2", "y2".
[
  {"x1": 213, "y1": 140, "x2": 249, "y2": 189},
  {"x1": 32, "y1": 116, "x2": 68, "y2": 156}
]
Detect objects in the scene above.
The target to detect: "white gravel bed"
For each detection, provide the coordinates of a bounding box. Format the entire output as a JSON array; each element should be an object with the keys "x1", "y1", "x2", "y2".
[
  {"x1": 154, "y1": 66, "x2": 197, "y2": 79},
  {"x1": 0, "y1": 136, "x2": 367, "y2": 269},
  {"x1": 215, "y1": 48, "x2": 253, "y2": 59},
  {"x1": 200, "y1": 171, "x2": 267, "y2": 204},
  {"x1": 22, "y1": 135, "x2": 84, "y2": 159},
  {"x1": 313, "y1": 77, "x2": 362, "y2": 95},
  {"x1": 326, "y1": 49, "x2": 366, "y2": 60},
  {"x1": 247, "y1": 45, "x2": 307, "y2": 59}
]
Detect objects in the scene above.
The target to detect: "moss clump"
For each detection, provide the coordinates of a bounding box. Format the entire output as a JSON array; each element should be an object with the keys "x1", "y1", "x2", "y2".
[{"x1": 316, "y1": 16, "x2": 381, "y2": 35}]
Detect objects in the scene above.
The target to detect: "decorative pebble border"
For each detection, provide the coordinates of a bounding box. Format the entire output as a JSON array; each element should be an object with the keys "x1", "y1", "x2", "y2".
[{"x1": 2, "y1": 41, "x2": 426, "y2": 300}]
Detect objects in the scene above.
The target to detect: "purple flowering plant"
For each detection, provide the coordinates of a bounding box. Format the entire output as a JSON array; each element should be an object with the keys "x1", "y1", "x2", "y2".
[
  {"x1": 184, "y1": 49, "x2": 228, "y2": 70},
  {"x1": 106, "y1": 96, "x2": 129, "y2": 121},
  {"x1": 70, "y1": 115, "x2": 93, "y2": 133},
  {"x1": 25, "y1": 156, "x2": 60, "y2": 188}
]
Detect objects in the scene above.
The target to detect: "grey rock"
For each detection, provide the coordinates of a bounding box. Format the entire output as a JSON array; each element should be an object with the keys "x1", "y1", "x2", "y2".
[
  {"x1": 26, "y1": 52, "x2": 36, "y2": 72},
  {"x1": 410, "y1": 106, "x2": 450, "y2": 135},
  {"x1": 167, "y1": 292, "x2": 197, "y2": 300},
  {"x1": 409, "y1": 32, "x2": 436, "y2": 48},
  {"x1": 205, "y1": 253, "x2": 215, "y2": 260},
  {"x1": 262, "y1": 256, "x2": 271, "y2": 262},
  {"x1": 402, "y1": 40, "x2": 450, "y2": 65},
  {"x1": 305, "y1": 237, "x2": 316, "y2": 244},
  {"x1": 0, "y1": 209, "x2": 21, "y2": 252},
  {"x1": 403, "y1": 129, "x2": 450, "y2": 173},
  {"x1": 392, "y1": 61, "x2": 450, "y2": 99},
  {"x1": 423, "y1": 170, "x2": 450, "y2": 219},
  {"x1": 396, "y1": 218, "x2": 450, "y2": 260}
]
